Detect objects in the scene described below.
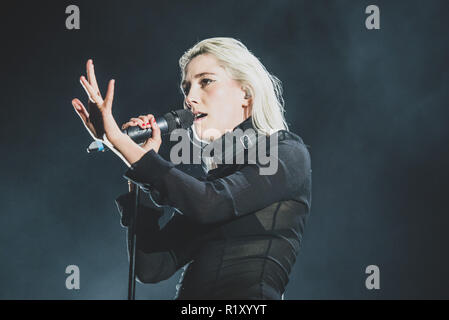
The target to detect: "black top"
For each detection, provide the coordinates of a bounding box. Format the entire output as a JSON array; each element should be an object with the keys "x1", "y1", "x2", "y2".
[{"x1": 115, "y1": 116, "x2": 312, "y2": 299}]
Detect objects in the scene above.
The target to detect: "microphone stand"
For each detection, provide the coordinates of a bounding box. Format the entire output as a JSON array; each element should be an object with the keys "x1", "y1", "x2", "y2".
[{"x1": 127, "y1": 181, "x2": 140, "y2": 300}]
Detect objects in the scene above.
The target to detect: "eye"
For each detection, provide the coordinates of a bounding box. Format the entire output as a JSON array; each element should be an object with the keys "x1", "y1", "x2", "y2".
[
  {"x1": 182, "y1": 84, "x2": 190, "y2": 95},
  {"x1": 200, "y1": 78, "x2": 213, "y2": 87}
]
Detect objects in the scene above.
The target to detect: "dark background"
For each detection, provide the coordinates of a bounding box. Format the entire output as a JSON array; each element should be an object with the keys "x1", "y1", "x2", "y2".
[{"x1": 0, "y1": 0, "x2": 448, "y2": 299}]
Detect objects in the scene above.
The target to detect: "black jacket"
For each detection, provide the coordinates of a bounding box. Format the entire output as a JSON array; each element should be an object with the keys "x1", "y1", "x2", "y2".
[{"x1": 114, "y1": 116, "x2": 312, "y2": 299}]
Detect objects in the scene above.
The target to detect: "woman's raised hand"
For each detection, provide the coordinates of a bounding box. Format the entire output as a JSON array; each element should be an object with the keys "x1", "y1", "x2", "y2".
[
  {"x1": 121, "y1": 114, "x2": 162, "y2": 153},
  {"x1": 72, "y1": 59, "x2": 115, "y2": 141}
]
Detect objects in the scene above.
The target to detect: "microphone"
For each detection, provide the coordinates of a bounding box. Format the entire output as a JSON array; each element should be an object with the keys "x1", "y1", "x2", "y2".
[{"x1": 87, "y1": 109, "x2": 194, "y2": 153}]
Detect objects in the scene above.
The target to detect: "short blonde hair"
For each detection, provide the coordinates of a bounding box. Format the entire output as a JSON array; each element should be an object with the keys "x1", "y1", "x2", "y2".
[{"x1": 179, "y1": 37, "x2": 289, "y2": 135}]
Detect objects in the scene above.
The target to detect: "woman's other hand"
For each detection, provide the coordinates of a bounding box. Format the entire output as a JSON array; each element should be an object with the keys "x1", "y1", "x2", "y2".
[
  {"x1": 72, "y1": 59, "x2": 115, "y2": 141},
  {"x1": 121, "y1": 114, "x2": 162, "y2": 153}
]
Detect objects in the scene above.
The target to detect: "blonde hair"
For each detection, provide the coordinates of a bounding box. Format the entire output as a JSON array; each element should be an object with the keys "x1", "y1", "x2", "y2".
[{"x1": 179, "y1": 37, "x2": 289, "y2": 135}]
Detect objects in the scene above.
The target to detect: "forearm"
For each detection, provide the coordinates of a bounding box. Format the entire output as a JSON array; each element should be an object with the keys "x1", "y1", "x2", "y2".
[
  {"x1": 124, "y1": 150, "x2": 236, "y2": 223},
  {"x1": 123, "y1": 139, "x2": 309, "y2": 224}
]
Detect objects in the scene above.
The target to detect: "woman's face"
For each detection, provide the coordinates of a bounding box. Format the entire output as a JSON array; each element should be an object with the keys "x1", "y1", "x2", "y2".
[{"x1": 182, "y1": 54, "x2": 251, "y2": 141}]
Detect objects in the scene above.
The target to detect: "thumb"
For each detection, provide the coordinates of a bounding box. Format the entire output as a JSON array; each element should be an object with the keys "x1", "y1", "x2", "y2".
[{"x1": 72, "y1": 99, "x2": 88, "y2": 123}]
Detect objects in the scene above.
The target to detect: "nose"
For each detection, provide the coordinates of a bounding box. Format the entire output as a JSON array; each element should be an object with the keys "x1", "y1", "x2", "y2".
[{"x1": 185, "y1": 86, "x2": 200, "y2": 108}]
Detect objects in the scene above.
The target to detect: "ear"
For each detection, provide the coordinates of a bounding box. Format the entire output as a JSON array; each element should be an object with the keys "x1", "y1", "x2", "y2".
[
  {"x1": 241, "y1": 87, "x2": 252, "y2": 108},
  {"x1": 243, "y1": 98, "x2": 252, "y2": 109}
]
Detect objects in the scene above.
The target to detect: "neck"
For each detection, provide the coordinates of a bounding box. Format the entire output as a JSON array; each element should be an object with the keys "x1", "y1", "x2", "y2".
[{"x1": 191, "y1": 125, "x2": 213, "y2": 144}]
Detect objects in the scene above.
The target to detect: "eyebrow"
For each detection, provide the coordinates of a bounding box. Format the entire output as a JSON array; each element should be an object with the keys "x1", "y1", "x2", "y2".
[{"x1": 181, "y1": 72, "x2": 216, "y2": 87}]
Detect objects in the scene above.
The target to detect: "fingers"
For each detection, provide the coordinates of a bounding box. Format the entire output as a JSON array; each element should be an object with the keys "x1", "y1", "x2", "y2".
[
  {"x1": 121, "y1": 121, "x2": 133, "y2": 130},
  {"x1": 121, "y1": 117, "x2": 145, "y2": 130},
  {"x1": 138, "y1": 114, "x2": 154, "y2": 128},
  {"x1": 121, "y1": 114, "x2": 156, "y2": 130},
  {"x1": 72, "y1": 98, "x2": 89, "y2": 122},
  {"x1": 149, "y1": 115, "x2": 161, "y2": 141},
  {"x1": 104, "y1": 79, "x2": 115, "y2": 108},
  {"x1": 141, "y1": 115, "x2": 162, "y2": 153},
  {"x1": 80, "y1": 76, "x2": 103, "y2": 105},
  {"x1": 86, "y1": 59, "x2": 101, "y2": 97},
  {"x1": 72, "y1": 98, "x2": 99, "y2": 139}
]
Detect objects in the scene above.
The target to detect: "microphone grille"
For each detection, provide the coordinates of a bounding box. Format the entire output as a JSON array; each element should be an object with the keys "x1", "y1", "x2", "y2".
[{"x1": 164, "y1": 109, "x2": 194, "y2": 133}]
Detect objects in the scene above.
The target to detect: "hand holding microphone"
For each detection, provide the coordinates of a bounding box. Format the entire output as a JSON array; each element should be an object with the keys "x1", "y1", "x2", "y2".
[
  {"x1": 121, "y1": 114, "x2": 162, "y2": 153},
  {"x1": 86, "y1": 109, "x2": 194, "y2": 153}
]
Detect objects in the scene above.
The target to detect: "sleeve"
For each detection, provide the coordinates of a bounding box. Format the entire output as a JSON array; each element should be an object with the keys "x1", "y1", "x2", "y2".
[
  {"x1": 122, "y1": 139, "x2": 311, "y2": 225},
  {"x1": 114, "y1": 192, "x2": 203, "y2": 283}
]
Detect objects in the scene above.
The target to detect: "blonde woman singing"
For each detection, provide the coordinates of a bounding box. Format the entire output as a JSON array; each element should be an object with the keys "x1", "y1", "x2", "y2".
[{"x1": 72, "y1": 37, "x2": 312, "y2": 300}]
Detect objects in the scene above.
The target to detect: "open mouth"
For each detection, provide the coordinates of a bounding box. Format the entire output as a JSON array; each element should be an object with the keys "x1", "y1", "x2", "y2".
[{"x1": 194, "y1": 112, "x2": 208, "y2": 121}]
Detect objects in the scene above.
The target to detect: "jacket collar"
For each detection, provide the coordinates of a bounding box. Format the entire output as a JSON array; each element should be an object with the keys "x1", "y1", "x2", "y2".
[{"x1": 197, "y1": 116, "x2": 265, "y2": 173}]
